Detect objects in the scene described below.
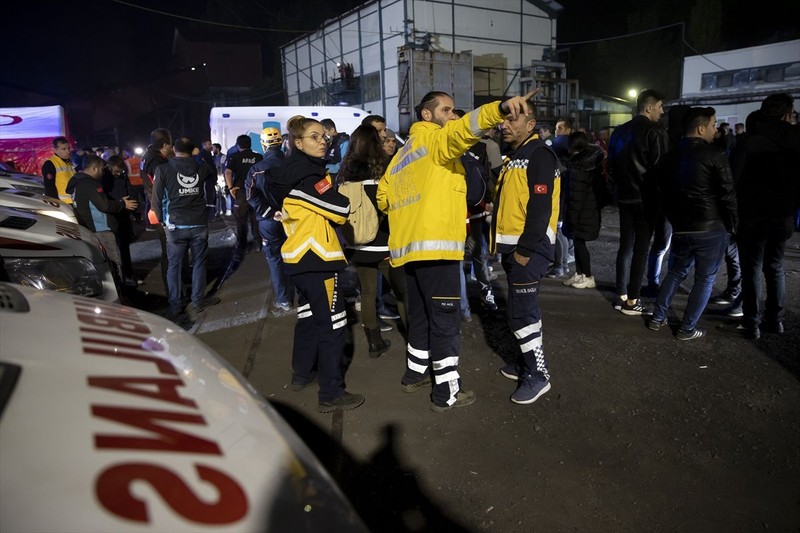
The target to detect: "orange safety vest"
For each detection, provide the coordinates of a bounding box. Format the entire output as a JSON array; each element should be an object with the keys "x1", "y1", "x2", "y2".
[{"x1": 125, "y1": 156, "x2": 143, "y2": 186}]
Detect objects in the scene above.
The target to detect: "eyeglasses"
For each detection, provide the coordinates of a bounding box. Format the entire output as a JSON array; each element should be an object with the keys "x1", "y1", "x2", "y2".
[{"x1": 301, "y1": 133, "x2": 331, "y2": 144}]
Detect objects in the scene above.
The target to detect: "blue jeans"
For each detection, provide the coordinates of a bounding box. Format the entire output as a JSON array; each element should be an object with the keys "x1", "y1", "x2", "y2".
[
  {"x1": 258, "y1": 218, "x2": 293, "y2": 306},
  {"x1": 553, "y1": 222, "x2": 569, "y2": 272},
  {"x1": 616, "y1": 203, "x2": 656, "y2": 300},
  {"x1": 652, "y1": 230, "x2": 729, "y2": 332},
  {"x1": 165, "y1": 225, "x2": 209, "y2": 314},
  {"x1": 647, "y1": 213, "x2": 672, "y2": 286},
  {"x1": 738, "y1": 216, "x2": 791, "y2": 328}
]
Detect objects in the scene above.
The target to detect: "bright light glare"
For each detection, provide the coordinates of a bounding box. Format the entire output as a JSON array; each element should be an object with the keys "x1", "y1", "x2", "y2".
[
  {"x1": 628, "y1": 89, "x2": 638, "y2": 99},
  {"x1": 134, "y1": 147, "x2": 144, "y2": 155}
]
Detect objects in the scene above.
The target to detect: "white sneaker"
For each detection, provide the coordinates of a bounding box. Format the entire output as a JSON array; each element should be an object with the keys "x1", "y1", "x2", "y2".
[
  {"x1": 225, "y1": 209, "x2": 232, "y2": 216},
  {"x1": 572, "y1": 275, "x2": 596, "y2": 289},
  {"x1": 562, "y1": 273, "x2": 583, "y2": 286}
]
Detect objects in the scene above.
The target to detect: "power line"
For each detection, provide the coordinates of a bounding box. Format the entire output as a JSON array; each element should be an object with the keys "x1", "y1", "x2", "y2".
[
  {"x1": 111, "y1": 0, "x2": 313, "y2": 33},
  {"x1": 559, "y1": 21, "x2": 729, "y2": 71}
]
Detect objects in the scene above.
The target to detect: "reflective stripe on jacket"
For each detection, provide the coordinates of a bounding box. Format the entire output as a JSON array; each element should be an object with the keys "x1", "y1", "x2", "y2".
[
  {"x1": 48, "y1": 155, "x2": 75, "y2": 204},
  {"x1": 491, "y1": 135, "x2": 560, "y2": 259},
  {"x1": 376, "y1": 101, "x2": 506, "y2": 266}
]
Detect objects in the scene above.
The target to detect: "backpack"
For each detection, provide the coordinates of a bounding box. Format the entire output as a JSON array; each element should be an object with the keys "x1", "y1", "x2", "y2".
[{"x1": 338, "y1": 181, "x2": 379, "y2": 245}]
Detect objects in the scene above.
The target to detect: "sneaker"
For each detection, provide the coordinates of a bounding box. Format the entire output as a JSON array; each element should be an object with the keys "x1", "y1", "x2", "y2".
[
  {"x1": 225, "y1": 209, "x2": 232, "y2": 217},
  {"x1": 192, "y1": 296, "x2": 221, "y2": 312},
  {"x1": 400, "y1": 376, "x2": 431, "y2": 393},
  {"x1": 736, "y1": 323, "x2": 761, "y2": 340},
  {"x1": 709, "y1": 293, "x2": 735, "y2": 306},
  {"x1": 499, "y1": 363, "x2": 519, "y2": 381},
  {"x1": 510, "y1": 379, "x2": 551, "y2": 405},
  {"x1": 647, "y1": 317, "x2": 667, "y2": 331},
  {"x1": 562, "y1": 273, "x2": 583, "y2": 286},
  {"x1": 613, "y1": 297, "x2": 625, "y2": 311},
  {"x1": 354, "y1": 296, "x2": 362, "y2": 312},
  {"x1": 167, "y1": 312, "x2": 194, "y2": 331},
  {"x1": 289, "y1": 379, "x2": 314, "y2": 392},
  {"x1": 546, "y1": 267, "x2": 565, "y2": 279},
  {"x1": 725, "y1": 305, "x2": 744, "y2": 318},
  {"x1": 676, "y1": 328, "x2": 705, "y2": 341},
  {"x1": 572, "y1": 275, "x2": 596, "y2": 289},
  {"x1": 378, "y1": 307, "x2": 400, "y2": 320},
  {"x1": 272, "y1": 301, "x2": 295, "y2": 317},
  {"x1": 318, "y1": 392, "x2": 365, "y2": 413},
  {"x1": 619, "y1": 299, "x2": 646, "y2": 316},
  {"x1": 462, "y1": 312, "x2": 473, "y2": 323},
  {"x1": 481, "y1": 290, "x2": 498, "y2": 312},
  {"x1": 430, "y1": 389, "x2": 476, "y2": 413},
  {"x1": 377, "y1": 318, "x2": 393, "y2": 332}
]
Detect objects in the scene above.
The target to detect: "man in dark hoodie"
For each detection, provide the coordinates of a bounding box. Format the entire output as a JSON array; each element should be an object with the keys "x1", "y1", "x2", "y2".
[
  {"x1": 730, "y1": 93, "x2": 800, "y2": 340},
  {"x1": 152, "y1": 136, "x2": 218, "y2": 326},
  {"x1": 67, "y1": 155, "x2": 137, "y2": 281}
]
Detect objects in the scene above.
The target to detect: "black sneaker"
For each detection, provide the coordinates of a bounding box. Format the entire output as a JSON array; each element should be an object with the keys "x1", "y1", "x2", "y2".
[
  {"x1": 647, "y1": 318, "x2": 666, "y2": 331},
  {"x1": 676, "y1": 328, "x2": 705, "y2": 341},
  {"x1": 377, "y1": 318, "x2": 393, "y2": 332},
  {"x1": 289, "y1": 376, "x2": 315, "y2": 392},
  {"x1": 620, "y1": 299, "x2": 647, "y2": 316},
  {"x1": 430, "y1": 389, "x2": 476, "y2": 413},
  {"x1": 612, "y1": 297, "x2": 625, "y2": 311},
  {"x1": 318, "y1": 392, "x2": 365, "y2": 413},
  {"x1": 481, "y1": 289, "x2": 498, "y2": 312},
  {"x1": 400, "y1": 376, "x2": 431, "y2": 393},
  {"x1": 709, "y1": 293, "x2": 735, "y2": 306},
  {"x1": 192, "y1": 296, "x2": 221, "y2": 312},
  {"x1": 378, "y1": 306, "x2": 400, "y2": 320}
]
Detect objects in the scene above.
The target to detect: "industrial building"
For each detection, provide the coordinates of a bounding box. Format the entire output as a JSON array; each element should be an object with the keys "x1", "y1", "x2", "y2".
[{"x1": 279, "y1": 0, "x2": 574, "y2": 133}]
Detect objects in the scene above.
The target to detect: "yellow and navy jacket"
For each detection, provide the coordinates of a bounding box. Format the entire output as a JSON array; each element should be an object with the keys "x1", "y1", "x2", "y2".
[
  {"x1": 376, "y1": 101, "x2": 506, "y2": 266},
  {"x1": 42, "y1": 155, "x2": 75, "y2": 204},
  {"x1": 491, "y1": 134, "x2": 560, "y2": 260},
  {"x1": 278, "y1": 151, "x2": 350, "y2": 274}
]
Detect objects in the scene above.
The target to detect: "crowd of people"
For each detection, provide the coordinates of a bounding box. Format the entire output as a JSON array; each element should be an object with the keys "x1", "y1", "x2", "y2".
[{"x1": 40, "y1": 89, "x2": 798, "y2": 414}]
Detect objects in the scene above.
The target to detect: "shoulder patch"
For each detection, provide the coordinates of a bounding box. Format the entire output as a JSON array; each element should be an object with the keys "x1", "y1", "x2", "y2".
[
  {"x1": 533, "y1": 184, "x2": 548, "y2": 194},
  {"x1": 314, "y1": 178, "x2": 332, "y2": 195}
]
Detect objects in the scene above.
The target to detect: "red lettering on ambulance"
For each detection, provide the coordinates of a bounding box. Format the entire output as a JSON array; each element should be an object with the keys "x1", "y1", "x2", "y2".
[
  {"x1": 77, "y1": 313, "x2": 150, "y2": 334},
  {"x1": 88, "y1": 377, "x2": 198, "y2": 408},
  {"x1": 92, "y1": 406, "x2": 221, "y2": 455},
  {"x1": 83, "y1": 347, "x2": 178, "y2": 375},
  {"x1": 95, "y1": 463, "x2": 248, "y2": 524}
]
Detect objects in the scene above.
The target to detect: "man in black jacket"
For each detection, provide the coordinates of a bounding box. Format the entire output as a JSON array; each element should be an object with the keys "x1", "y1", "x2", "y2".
[
  {"x1": 647, "y1": 107, "x2": 737, "y2": 340},
  {"x1": 608, "y1": 89, "x2": 668, "y2": 315},
  {"x1": 67, "y1": 155, "x2": 137, "y2": 282},
  {"x1": 731, "y1": 93, "x2": 800, "y2": 340},
  {"x1": 153, "y1": 137, "x2": 218, "y2": 326},
  {"x1": 225, "y1": 134, "x2": 263, "y2": 258}
]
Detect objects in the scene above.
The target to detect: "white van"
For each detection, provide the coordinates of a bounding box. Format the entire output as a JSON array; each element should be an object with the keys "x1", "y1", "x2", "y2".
[
  {"x1": 210, "y1": 106, "x2": 369, "y2": 154},
  {"x1": 0, "y1": 188, "x2": 78, "y2": 224}
]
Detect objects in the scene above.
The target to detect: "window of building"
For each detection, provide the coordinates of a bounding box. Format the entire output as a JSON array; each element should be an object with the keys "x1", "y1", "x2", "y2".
[
  {"x1": 362, "y1": 72, "x2": 382, "y2": 102},
  {"x1": 700, "y1": 61, "x2": 799, "y2": 92}
]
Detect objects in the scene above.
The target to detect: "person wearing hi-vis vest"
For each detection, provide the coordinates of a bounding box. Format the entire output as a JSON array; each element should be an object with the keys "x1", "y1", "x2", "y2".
[
  {"x1": 376, "y1": 88, "x2": 539, "y2": 413},
  {"x1": 42, "y1": 136, "x2": 75, "y2": 204}
]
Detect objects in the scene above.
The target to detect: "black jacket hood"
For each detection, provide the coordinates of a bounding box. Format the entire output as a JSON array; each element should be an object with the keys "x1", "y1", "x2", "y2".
[
  {"x1": 167, "y1": 156, "x2": 200, "y2": 176},
  {"x1": 65, "y1": 172, "x2": 94, "y2": 194}
]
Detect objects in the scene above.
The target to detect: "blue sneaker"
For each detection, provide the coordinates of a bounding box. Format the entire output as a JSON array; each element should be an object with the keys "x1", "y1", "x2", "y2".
[
  {"x1": 499, "y1": 363, "x2": 519, "y2": 381},
  {"x1": 510, "y1": 379, "x2": 551, "y2": 405}
]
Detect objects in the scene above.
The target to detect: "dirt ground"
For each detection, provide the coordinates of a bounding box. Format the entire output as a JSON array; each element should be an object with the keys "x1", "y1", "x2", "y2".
[{"x1": 129, "y1": 207, "x2": 800, "y2": 532}]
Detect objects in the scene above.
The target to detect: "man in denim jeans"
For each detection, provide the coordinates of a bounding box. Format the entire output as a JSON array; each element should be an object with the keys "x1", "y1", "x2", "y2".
[
  {"x1": 647, "y1": 107, "x2": 738, "y2": 340},
  {"x1": 153, "y1": 136, "x2": 219, "y2": 328}
]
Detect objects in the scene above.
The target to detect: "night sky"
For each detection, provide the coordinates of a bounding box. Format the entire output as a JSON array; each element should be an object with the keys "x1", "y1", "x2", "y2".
[{"x1": 4, "y1": 0, "x2": 798, "y2": 104}]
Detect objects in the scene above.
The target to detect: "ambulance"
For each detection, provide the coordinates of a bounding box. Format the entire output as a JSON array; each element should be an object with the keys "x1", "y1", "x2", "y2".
[
  {"x1": 0, "y1": 206, "x2": 118, "y2": 302},
  {"x1": 0, "y1": 282, "x2": 368, "y2": 532}
]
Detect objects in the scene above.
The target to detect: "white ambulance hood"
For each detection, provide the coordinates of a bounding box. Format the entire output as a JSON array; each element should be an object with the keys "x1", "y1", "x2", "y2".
[{"x1": 0, "y1": 283, "x2": 368, "y2": 533}]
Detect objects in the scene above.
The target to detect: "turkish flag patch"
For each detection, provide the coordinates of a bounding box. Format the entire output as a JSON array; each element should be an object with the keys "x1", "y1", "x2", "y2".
[
  {"x1": 534, "y1": 184, "x2": 548, "y2": 194},
  {"x1": 314, "y1": 178, "x2": 332, "y2": 194}
]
